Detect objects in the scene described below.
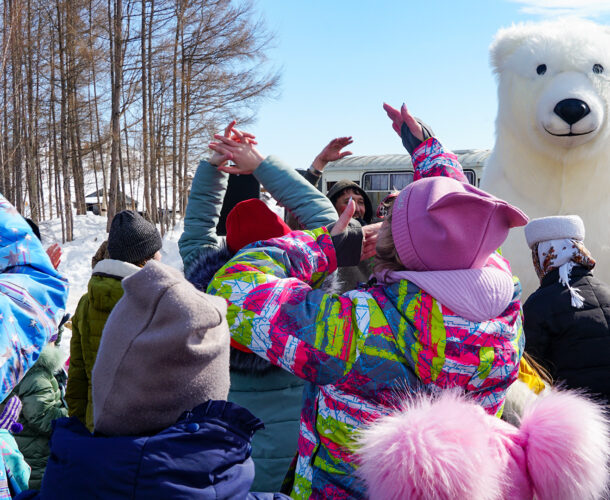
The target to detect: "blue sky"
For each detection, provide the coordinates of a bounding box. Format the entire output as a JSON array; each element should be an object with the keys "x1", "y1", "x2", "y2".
[{"x1": 246, "y1": 0, "x2": 610, "y2": 169}]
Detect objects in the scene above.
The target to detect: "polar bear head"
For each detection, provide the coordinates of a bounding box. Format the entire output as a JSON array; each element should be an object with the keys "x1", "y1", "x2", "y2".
[{"x1": 490, "y1": 18, "x2": 610, "y2": 160}]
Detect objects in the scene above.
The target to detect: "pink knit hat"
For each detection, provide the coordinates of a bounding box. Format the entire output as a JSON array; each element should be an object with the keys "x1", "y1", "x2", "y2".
[{"x1": 391, "y1": 177, "x2": 528, "y2": 271}]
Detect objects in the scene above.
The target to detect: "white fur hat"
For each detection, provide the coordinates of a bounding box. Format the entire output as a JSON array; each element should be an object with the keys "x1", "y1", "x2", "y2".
[{"x1": 524, "y1": 215, "x2": 585, "y2": 248}]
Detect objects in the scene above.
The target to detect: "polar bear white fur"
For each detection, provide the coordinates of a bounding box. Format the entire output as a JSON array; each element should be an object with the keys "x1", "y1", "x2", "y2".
[{"x1": 481, "y1": 18, "x2": 610, "y2": 298}]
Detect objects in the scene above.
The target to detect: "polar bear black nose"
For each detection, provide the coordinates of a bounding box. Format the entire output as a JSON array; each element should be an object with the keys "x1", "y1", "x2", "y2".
[{"x1": 554, "y1": 98, "x2": 591, "y2": 125}]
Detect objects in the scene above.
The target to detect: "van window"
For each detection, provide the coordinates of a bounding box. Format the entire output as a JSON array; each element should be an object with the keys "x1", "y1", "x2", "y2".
[
  {"x1": 363, "y1": 173, "x2": 388, "y2": 191},
  {"x1": 463, "y1": 169, "x2": 477, "y2": 186},
  {"x1": 389, "y1": 172, "x2": 413, "y2": 190},
  {"x1": 363, "y1": 171, "x2": 414, "y2": 191}
]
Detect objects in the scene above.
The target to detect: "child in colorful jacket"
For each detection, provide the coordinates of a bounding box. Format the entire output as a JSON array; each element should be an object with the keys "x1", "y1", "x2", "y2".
[
  {"x1": 0, "y1": 195, "x2": 68, "y2": 498},
  {"x1": 207, "y1": 104, "x2": 529, "y2": 499},
  {"x1": 0, "y1": 196, "x2": 68, "y2": 403}
]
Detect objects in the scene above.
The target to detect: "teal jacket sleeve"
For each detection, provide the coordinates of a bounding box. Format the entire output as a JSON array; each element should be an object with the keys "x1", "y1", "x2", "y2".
[
  {"x1": 178, "y1": 160, "x2": 228, "y2": 270},
  {"x1": 0, "y1": 195, "x2": 69, "y2": 402},
  {"x1": 254, "y1": 156, "x2": 337, "y2": 230}
]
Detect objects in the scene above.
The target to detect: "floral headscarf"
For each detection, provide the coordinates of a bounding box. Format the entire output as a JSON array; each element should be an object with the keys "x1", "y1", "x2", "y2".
[{"x1": 531, "y1": 238, "x2": 595, "y2": 308}]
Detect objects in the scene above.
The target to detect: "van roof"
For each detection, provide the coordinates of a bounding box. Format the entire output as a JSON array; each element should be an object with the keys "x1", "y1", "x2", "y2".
[{"x1": 324, "y1": 149, "x2": 491, "y2": 173}]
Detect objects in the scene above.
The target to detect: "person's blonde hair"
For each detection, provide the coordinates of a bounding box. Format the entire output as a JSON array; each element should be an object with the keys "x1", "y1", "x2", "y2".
[
  {"x1": 374, "y1": 209, "x2": 405, "y2": 274},
  {"x1": 523, "y1": 352, "x2": 553, "y2": 386}
]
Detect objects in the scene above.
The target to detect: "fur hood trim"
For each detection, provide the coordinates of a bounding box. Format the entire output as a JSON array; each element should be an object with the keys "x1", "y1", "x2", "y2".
[
  {"x1": 93, "y1": 259, "x2": 141, "y2": 279},
  {"x1": 356, "y1": 389, "x2": 610, "y2": 500},
  {"x1": 321, "y1": 270, "x2": 343, "y2": 295},
  {"x1": 185, "y1": 242, "x2": 233, "y2": 291},
  {"x1": 35, "y1": 344, "x2": 66, "y2": 374},
  {"x1": 502, "y1": 378, "x2": 549, "y2": 427}
]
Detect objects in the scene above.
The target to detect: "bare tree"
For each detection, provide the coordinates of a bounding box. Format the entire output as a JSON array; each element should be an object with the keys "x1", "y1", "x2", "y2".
[
  {"x1": 106, "y1": 0, "x2": 122, "y2": 229},
  {"x1": 0, "y1": 0, "x2": 279, "y2": 236}
]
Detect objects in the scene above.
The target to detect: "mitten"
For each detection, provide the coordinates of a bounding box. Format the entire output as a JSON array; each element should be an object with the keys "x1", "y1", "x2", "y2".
[
  {"x1": 328, "y1": 219, "x2": 363, "y2": 267},
  {"x1": 0, "y1": 396, "x2": 23, "y2": 434},
  {"x1": 401, "y1": 119, "x2": 435, "y2": 155}
]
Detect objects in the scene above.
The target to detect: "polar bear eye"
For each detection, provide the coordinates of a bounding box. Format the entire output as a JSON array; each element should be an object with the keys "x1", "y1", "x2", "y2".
[
  {"x1": 593, "y1": 64, "x2": 604, "y2": 74},
  {"x1": 536, "y1": 64, "x2": 547, "y2": 75}
]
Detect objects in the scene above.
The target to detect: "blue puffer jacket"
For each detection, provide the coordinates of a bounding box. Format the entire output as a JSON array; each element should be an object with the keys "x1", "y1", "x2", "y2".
[
  {"x1": 0, "y1": 195, "x2": 68, "y2": 402},
  {"x1": 17, "y1": 401, "x2": 290, "y2": 500}
]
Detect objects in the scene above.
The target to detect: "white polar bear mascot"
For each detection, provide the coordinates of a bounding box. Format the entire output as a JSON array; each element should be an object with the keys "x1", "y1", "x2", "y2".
[{"x1": 481, "y1": 18, "x2": 610, "y2": 298}]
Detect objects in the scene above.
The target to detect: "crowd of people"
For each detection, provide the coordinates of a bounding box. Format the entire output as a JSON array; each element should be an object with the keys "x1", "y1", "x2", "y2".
[{"x1": 0, "y1": 103, "x2": 608, "y2": 499}]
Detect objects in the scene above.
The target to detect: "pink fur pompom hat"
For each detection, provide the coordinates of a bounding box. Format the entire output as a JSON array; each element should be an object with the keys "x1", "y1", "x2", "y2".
[{"x1": 356, "y1": 390, "x2": 610, "y2": 500}]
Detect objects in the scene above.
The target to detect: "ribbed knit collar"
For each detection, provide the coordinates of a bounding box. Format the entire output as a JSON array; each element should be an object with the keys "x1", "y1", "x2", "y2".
[{"x1": 374, "y1": 265, "x2": 515, "y2": 324}]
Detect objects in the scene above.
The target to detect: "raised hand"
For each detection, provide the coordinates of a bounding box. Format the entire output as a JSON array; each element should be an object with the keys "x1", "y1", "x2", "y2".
[
  {"x1": 46, "y1": 243, "x2": 62, "y2": 269},
  {"x1": 331, "y1": 199, "x2": 381, "y2": 262},
  {"x1": 330, "y1": 198, "x2": 356, "y2": 237},
  {"x1": 209, "y1": 126, "x2": 265, "y2": 175},
  {"x1": 312, "y1": 136, "x2": 354, "y2": 172},
  {"x1": 209, "y1": 120, "x2": 258, "y2": 168},
  {"x1": 383, "y1": 102, "x2": 424, "y2": 141}
]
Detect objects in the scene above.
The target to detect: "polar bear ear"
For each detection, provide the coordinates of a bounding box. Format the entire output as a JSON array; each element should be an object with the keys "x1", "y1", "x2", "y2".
[{"x1": 490, "y1": 24, "x2": 529, "y2": 73}]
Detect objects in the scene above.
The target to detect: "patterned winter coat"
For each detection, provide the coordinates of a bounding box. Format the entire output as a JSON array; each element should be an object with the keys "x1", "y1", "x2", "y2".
[
  {"x1": 65, "y1": 259, "x2": 140, "y2": 431},
  {"x1": 0, "y1": 195, "x2": 68, "y2": 403},
  {"x1": 208, "y1": 139, "x2": 524, "y2": 499}
]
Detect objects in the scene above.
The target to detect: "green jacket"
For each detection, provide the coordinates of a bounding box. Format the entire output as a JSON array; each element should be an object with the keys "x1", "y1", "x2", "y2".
[
  {"x1": 228, "y1": 368, "x2": 304, "y2": 492},
  {"x1": 65, "y1": 259, "x2": 141, "y2": 431},
  {"x1": 11, "y1": 344, "x2": 67, "y2": 490}
]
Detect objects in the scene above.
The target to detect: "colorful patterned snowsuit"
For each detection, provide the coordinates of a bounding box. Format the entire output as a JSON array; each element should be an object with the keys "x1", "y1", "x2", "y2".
[
  {"x1": 0, "y1": 196, "x2": 68, "y2": 403},
  {"x1": 208, "y1": 139, "x2": 524, "y2": 499}
]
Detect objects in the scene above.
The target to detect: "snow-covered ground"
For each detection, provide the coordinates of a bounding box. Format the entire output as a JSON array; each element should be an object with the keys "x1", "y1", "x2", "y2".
[
  {"x1": 38, "y1": 212, "x2": 184, "y2": 359},
  {"x1": 35, "y1": 192, "x2": 283, "y2": 361}
]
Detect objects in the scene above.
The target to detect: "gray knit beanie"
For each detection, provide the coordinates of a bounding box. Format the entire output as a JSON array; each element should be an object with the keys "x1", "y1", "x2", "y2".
[
  {"x1": 107, "y1": 210, "x2": 162, "y2": 264},
  {"x1": 92, "y1": 260, "x2": 230, "y2": 436}
]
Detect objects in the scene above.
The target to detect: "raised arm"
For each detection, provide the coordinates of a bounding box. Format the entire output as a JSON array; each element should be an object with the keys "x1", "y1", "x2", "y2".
[
  {"x1": 0, "y1": 196, "x2": 68, "y2": 401},
  {"x1": 383, "y1": 102, "x2": 467, "y2": 182},
  {"x1": 302, "y1": 136, "x2": 354, "y2": 188},
  {"x1": 254, "y1": 157, "x2": 337, "y2": 229},
  {"x1": 207, "y1": 204, "x2": 377, "y2": 386},
  {"x1": 178, "y1": 159, "x2": 229, "y2": 270},
  {"x1": 210, "y1": 127, "x2": 338, "y2": 230},
  {"x1": 179, "y1": 121, "x2": 257, "y2": 269},
  {"x1": 207, "y1": 227, "x2": 357, "y2": 386}
]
